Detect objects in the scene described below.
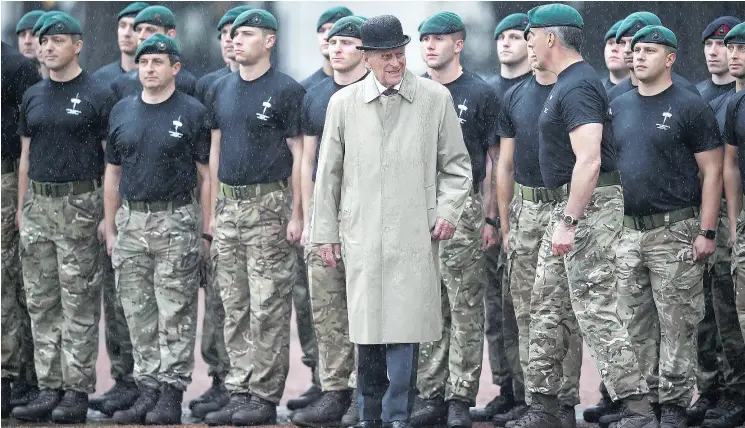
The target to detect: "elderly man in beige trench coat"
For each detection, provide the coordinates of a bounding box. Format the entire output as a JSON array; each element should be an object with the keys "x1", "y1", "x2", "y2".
[{"x1": 309, "y1": 14, "x2": 473, "y2": 428}]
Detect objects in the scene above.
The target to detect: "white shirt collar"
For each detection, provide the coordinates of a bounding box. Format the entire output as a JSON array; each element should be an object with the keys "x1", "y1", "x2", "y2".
[{"x1": 373, "y1": 74, "x2": 402, "y2": 94}]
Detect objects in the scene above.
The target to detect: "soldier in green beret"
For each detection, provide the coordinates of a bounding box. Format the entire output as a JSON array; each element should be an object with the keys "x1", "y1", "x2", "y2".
[
  {"x1": 92, "y1": 2, "x2": 149, "y2": 83},
  {"x1": 602, "y1": 20, "x2": 629, "y2": 91},
  {"x1": 611, "y1": 25, "x2": 723, "y2": 428},
  {"x1": 300, "y1": 5, "x2": 354, "y2": 90},
  {"x1": 513, "y1": 4, "x2": 656, "y2": 428},
  {"x1": 12, "y1": 12, "x2": 117, "y2": 425},
  {"x1": 29, "y1": 11, "x2": 65, "y2": 79},
  {"x1": 16, "y1": 10, "x2": 44, "y2": 65}
]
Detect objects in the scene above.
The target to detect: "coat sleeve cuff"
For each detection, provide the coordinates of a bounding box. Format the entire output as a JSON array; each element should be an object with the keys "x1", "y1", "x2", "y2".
[{"x1": 436, "y1": 206, "x2": 460, "y2": 227}]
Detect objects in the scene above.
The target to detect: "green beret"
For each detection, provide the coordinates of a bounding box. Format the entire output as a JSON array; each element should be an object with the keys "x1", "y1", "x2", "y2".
[
  {"x1": 134, "y1": 6, "x2": 176, "y2": 30},
  {"x1": 327, "y1": 16, "x2": 366, "y2": 40},
  {"x1": 631, "y1": 25, "x2": 677, "y2": 50},
  {"x1": 494, "y1": 13, "x2": 529, "y2": 40},
  {"x1": 605, "y1": 20, "x2": 624, "y2": 41},
  {"x1": 231, "y1": 9, "x2": 278, "y2": 38},
  {"x1": 317, "y1": 6, "x2": 353, "y2": 32},
  {"x1": 217, "y1": 6, "x2": 254, "y2": 39},
  {"x1": 418, "y1": 12, "x2": 466, "y2": 40},
  {"x1": 525, "y1": 4, "x2": 583, "y2": 40},
  {"x1": 135, "y1": 33, "x2": 180, "y2": 63},
  {"x1": 118, "y1": 2, "x2": 150, "y2": 21},
  {"x1": 16, "y1": 10, "x2": 45, "y2": 34},
  {"x1": 38, "y1": 13, "x2": 82, "y2": 40},
  {"x1": 725, "y1": 22, "x2": 745, "y2": 45},
  {"x1": 33, "y1": 11, "x2": 65, "y2": 36},
  {"x1": 615, "y1": 12, "x2": 661, "y2": 42}
]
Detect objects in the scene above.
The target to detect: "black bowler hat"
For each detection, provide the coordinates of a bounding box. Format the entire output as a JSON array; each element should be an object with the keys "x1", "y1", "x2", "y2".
[{"x1": 356, "y1": 15, "x2": 410, "y2": 50}]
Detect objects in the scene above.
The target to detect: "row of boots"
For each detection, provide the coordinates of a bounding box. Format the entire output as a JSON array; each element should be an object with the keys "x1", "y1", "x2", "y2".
[{"x1": 584, "y1": 391, "x2": 745, "y2": 428}]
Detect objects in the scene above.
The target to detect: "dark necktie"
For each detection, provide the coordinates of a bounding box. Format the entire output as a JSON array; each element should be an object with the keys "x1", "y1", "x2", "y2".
[{"x1": 382, "y1": 88, "x2": 398, "y2": 96}]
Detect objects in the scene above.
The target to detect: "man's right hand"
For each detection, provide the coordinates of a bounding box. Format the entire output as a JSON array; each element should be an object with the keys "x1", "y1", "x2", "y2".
[
  {"x1": 319, "y1": 243, "x2": 342, "y2": 268},
  {"x1": 502, "y1": 227, "x2": 510, "y2": 253},
  {"x1": 15, "y1": 208, "x2": 22, "y2": 230},
  {"x1": 106, "y1": 230, "x2": 117, "y2": 257}
]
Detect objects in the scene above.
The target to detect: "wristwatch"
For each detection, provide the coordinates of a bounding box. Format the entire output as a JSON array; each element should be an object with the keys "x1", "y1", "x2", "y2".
[
  {"x1": 561, "y1": 214, "x2": 579, "y2": 227},
  {"x1": 699, "y1": 229, "x2": 716, "y2": 240},
  {"x1": 485, "y1": 217, "x2": 498, "y2": 227}
]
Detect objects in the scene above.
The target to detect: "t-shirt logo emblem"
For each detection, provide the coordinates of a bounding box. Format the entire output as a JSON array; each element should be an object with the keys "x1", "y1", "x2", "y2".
[
  {"x1": 457, "y1": 99, "x2": 468, "y2": 124},
  {"x1": 257, "y1": 97, "x2": 272, "y2": 121},
  {"x1": 656, "y1": 107, "x2": 672, "y2": 130},
  {"x1": 66, "y1": 93, "x2": 81, "y2": 115},
  {"x1": 169, "y1": 115, "x2": 183, "y2": 138}
]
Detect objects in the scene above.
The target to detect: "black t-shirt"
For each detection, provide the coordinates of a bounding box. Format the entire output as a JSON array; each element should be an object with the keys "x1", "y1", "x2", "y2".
[
  {"x1": 724, "y1": 90, "x2": 745, "y2": 191},
  {"x1": 1, "y1": 42, "x2": 41, "y2": 161},
  {"x1": 710, "y1": 89, "x2": 736, "y2": 134},
  {"x1": 612, "y1": 85, "x2": 721, "y2": 216},
  {"x1": 107, "y1": 91, "x2": 210, "y2": 201},
  {"x1": 205, "y1": 67, "x2": 305, "y2": 185},
  {"x1": 92, "y1": 60, "x2": 125, "y2": 84},
  {"x1": 300, "y1": 67, "x2": 330, "y2": 91},
  {"x1": 19, "y1": 71, "x2": 115, "y2": 182},
  {"x1": 608, "y1": 73, "x2": 700, "y2": 101},
  {"x1": 301, "y1": 72, "x2": 368, "y2": 181},
  {"x1": 484, "y1": 72, "x2": 532, "y2": 106},
  {"x1": 111, "y1": 67, "x2": 197, "y2": 100},
  {"x1": 427, "y1": 70, "x2": 499, "y2": 184},
  {"x1": 195, "y1": 66, "x2": 231, "y2": 104},
  {"x1": 602, "y1": 77, "x2": 615, "y2": 92},
  {"x1": 498, "y1": 76, "x2": 554, "y2": 188},
  {"x1": 696, "y1": 79, "x2": 736, "y2": 103},
  {"x1": 538, "y1": 61, "x2": 617, "y2": 189}
]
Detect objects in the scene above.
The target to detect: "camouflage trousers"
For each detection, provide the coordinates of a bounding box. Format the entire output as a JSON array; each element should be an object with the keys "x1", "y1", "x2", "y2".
[
  {"x1": 697, "y1": 208, "x2": 745, "y2": 396},
  {"x1": 616, "y1": 217, "x2": 705, "y2": 406},
  {"x1": 733, "y1": 208, "x2": 745, "y2": 342},
  {"x1": 101, "y1": 250, "x2": 134, "y2": 383},
  {"x1": 527, "y1": 185, "x2": 648, "y2": 401},
  {"x1": 418, "y1": 193, "x2": 486, "y2": 404},
  {"x1": 213, "y1": 189, "x2": 295, "y2": 403},
  {"x1": 112, "y1": 203, "x2": 201, "y2": 391},
  {"x1": 20, "y1": 187, "x2": 104, "y2": 393},
  {"x1": 1, "y1": 171, "x2": 36, "y2": 383},
  {"x1": 306, "y1": 243, "x2": 356, "y2": 391},
  {"x1": 507, "y1": 195, "x2": 582, "y2": 407}
]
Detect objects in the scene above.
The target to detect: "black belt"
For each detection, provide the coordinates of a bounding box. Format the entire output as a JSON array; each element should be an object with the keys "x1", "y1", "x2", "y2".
[
  {"x1": 623, "y1": 206, "x2": 699, "y2": 231},
  {"x1": 124, "y1": 193, "x2": 191, "y2": 212},
  {"x1": 1, "y1": 158, "x2": 16, "y2": 175},
  {"x1": 31, "y1": 178, "x2": 102, "y2": 197},
  {"x1": 552, "y1": 170, "x2": 622, "y2": 202},
  {"x1": 514, "y1": 183, "x2": 558, "y2": 203},
  {"x1": 221, "y1": 180, "x2": 288, "y2": 200}
]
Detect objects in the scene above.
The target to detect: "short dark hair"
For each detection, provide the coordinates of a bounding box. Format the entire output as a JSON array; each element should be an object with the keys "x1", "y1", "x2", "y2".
[
  {"x1": 664, "y1": 45, "x2": 677, "y2": 56},
  {"x1": 546, "y1": 25, "x2": 584, "y2": 52},
  {"x1": 449, "y1": 30, "x2": 466, "y2": 42},
  {"x1": 168, "y1": 53, "x2": 180, "y2": 65}
]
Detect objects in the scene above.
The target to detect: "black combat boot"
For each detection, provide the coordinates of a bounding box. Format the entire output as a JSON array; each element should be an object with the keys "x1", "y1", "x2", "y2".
[
  {"x1": 12, "y1": 388, "x2": 63, "y2": 422},
  {"x1": 188, "y1": 376, "x2": 227, "y2": 411},
  {"x1": 287, "y1": 384, "x2": 322, "y2": 411},
  {"x1": 9, "y1": 375, "x2": 40, "y2": 409},
  {"x1": 191, "y1": 385, "x2": 230, "y2": 420},
  {"x1": 470, "y1": 381, "x2": 514, "y2": 422},
  {"x1": 410, "y1": 396, "x2": 448, "y2": 427},
  {"x1": 342, "y1": 390, "x2": 360, "y2": 427},
  {"x1": 658, "y1": 404, "x2": 687, "y2": 428},
  {"x1": 1, "y1": 378, "x2": 11, "y2": 418},
  {"x1": 556, "y1": 405, "x2": 576, "y2": 428},
  {"x1": 447, "y1": 399, "x2": 472, "y2": 428},
  {"x1": 98, "y1": 380, "x2": 140, "y2": 417},
  {"x1": 232, "y1": 395, "x2": 277, "y2": 426},
  {"x1": 510, "y1": 394, "x2": 561, "y2": 428},
  {"x1": 51, "y1": 390, "x2": 88, "y2": 424},
  {"x1": 688, "y1": 394, "x2": 718, "y2": 427},
  {"x1": 292, "y1": 389, "x2": 352, "y2": 427},
  {"x1": 204, "y1": 393, "x2": 251, "y2": 426},
  {"x1": 586, "y1": 396, "x2": 623, "y2": 423},
  {"x1": 702, "y1": 393, "x2": 745, "y2": 428},
  {"x1": 112, "y1": 385, "x2": 159, "y2": 425},
  {"x1": 609, "y1": 395, "x2": 660, "y2": 428},
  {"x1": 492, "y1": 401, "x2": 528, "y2": 426},
  {"x1": 145, "y1": 383, "x2": 183, "y2": 425}
]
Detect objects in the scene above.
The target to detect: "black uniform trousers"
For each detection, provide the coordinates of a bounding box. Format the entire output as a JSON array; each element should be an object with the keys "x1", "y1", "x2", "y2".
[{"x1": 357, "y1": 343, "x2": 419, "y2": 423}]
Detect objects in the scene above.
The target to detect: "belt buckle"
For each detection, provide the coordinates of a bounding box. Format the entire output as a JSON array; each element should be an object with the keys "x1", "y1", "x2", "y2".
[{"x1": 637, "y1": 217, "x2": 646, "y2": 231}]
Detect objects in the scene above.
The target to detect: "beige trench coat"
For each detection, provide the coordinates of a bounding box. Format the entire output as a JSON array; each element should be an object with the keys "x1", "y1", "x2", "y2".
[{"x1": 309, "y1": 69, "x2": 472, "y2": 344}]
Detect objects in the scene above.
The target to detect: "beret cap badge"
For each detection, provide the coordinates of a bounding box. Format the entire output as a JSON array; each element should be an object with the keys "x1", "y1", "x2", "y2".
[
  {"x1": 652, "y1": 31, "x2": 659, "y2": 40},
  {"x1": 717, "y1": 25, "x2": 729, "y2": 36},
  {"x1": 157, "y1": 41, "x2": 166, "y2": 51},
  {"x1": 252, "y1": 15, "x2": 261, "y2": 24},
  {"x1": 55, "y1": 22, "x2": 64, "y2": 30}
]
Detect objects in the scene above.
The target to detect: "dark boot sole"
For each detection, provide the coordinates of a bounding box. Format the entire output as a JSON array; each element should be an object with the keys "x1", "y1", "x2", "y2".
[
  {"x1": 191, "y1": 402, "x2": 227, "y2": 420},
  {"x1": 12, "y1": 413, "x2": 53, "y2": 423},
  {"x1": 233, "y1": 416, "x2": 278, "y2": 426},
  {"x1": 292, "y1": 418, "x2": 343, "y2": 428},
  {"x1": 51, "y1": 413, "x2": 87, "y2": 424},
  {"x1": 146, "y1": 414, "x2": 182, "y2": 425}
]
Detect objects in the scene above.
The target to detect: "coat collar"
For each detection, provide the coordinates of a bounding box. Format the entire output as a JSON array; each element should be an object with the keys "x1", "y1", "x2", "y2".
[{"x1": 363, "y1": 69, "x2": 416, "y2": 104}]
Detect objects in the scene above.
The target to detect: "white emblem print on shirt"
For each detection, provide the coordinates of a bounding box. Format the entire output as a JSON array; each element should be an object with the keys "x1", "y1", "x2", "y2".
[
  {"x1": 256, "y1": 97, "x2": 272, "y2": 121},
  {"x1": 66, "y1": 93, "x2": 82, "y2": 115},
  {"x1": 655, "y1": 107, "x2": 673, "y2": 131},
  {"x1": 169, "y1": 115, "x2": 183, "y2": 138},
  {"x1": 457, "y1": 99, "x2": 468, "y2": 124}
]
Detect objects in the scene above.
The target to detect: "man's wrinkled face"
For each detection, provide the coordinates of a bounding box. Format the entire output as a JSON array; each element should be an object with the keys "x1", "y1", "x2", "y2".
[
  {"x1": 365, "y1": 47, "x2": 406, "y2": 87},
  {"x1": 728, "y1": 43, "x2": 745, "y2": 79},
  {"x1": 704, "y1": 39, "x2": 730, "y2": 76},
  {"x1": 604, "y1": 39, "x2": 625, "y2": 72},
  {"x1": 328, "y1": 35, "x2": 363, "y2": 73},
  {"x1": 138, "y1": 53, "x2": 179, "y2": 89},
  {"x1": 17, "y1": 29, "x2": 39, "y2": 60},
  {"x1": 497, "y1": 29, "x2": 528, "y2": 66},
  {"x1": 420, "y1": 33, "x2": 461, "y2": 70},
  {"x1": 526, "y1": 29, "x2": 549, "y2": 70},
  {"x1": 634, "y1": 42, "x2": 674, "y2": 82},
  {"x1": 318, "y1": 22, "x2": 334, "y2": 59},
  {"x1": 620, "y1": 36, "x2": 635, "y2": 70},
  {"x1": 118, "y1": 16, "x2": 137, "y2": 55},
  {"x1": 220, "y1": 23, "x2": 235, "y2": 62},
  {"x1": 40, "y1": 34, "x2": 81, "y2": 71}
]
